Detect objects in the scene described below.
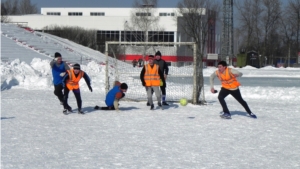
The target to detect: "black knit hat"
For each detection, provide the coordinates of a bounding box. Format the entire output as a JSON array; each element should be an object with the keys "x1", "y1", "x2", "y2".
[
  {"x1": 73, "y1": 63, "x2": 81, "y2": 70},
  {"x1": 120, "y1": 83, "x2": 128, "y2": 90},
  {"x1": 155, "y1": 51, "x2": 162, "y2": 57},
  {"x1": 148, "y1": 55, "x2": 154, "y2": 60},
  {"x1": 54, "y1": 52, "x2": 61, "y2": 58}
]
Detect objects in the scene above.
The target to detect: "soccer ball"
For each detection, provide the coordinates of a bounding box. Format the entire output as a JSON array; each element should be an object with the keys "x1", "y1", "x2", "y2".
[{"x1": 180, "y1": 98, "x2": 188, "y2": 106}]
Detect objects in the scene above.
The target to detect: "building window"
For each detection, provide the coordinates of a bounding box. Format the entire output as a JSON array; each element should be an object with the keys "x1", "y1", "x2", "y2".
[
  {"x1": 68, "y1": 12, "x2": 83, "y2": 16},
  {"x1": 46, "y1": 12, "x2": 61, "y2": 16},
  {"x1": 90, "y1": 12, "x2": 105, "y2": 16},
  {"x1": 148, "y1": 31, "x2": 174, "y2": 42},
  {"x1": 159, "y1": 13, "x2": 175, "y2": 16},
  {"x1": 97, "y1": 30, "x2": 175, "y2": 43},
  {"x1": 97, "y1": 30, "x2": 121, "y2": 42},
  {"x1": 136, "y1": 12, "x2": 151, "y2": 16}
]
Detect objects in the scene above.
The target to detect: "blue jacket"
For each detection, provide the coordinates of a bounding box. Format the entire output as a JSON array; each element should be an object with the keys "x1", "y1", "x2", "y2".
[
  {"x1": 105, "y1": 85, "x2": 122, "y2": 107},
  {"x1": 51, "y1": 61, "x2": 69, "y2": 85}
]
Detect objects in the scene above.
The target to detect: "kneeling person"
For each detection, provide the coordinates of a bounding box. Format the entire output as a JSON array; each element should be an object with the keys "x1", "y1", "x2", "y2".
[{"x1": 94, "y1": 81, "x2": 128, "y2": 111}]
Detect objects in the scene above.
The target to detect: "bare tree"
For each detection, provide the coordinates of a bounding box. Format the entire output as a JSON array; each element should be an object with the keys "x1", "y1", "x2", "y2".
[
  {"x1": 287, "y1": 0, "x2": 300, "y2": 64},
  {"x1": 18, "y1": 0, "x2": 37, "y2": 14},
  {"x1": 278, "y1": 6, "x2": 297, "y2": 67},
  {"x1": 1, "y1": 3, "x2": 10, "y2": 22},
  {"x1": 261, "y1": 0, "x2": 282, "y2": 64},
  {"x1": 235, "y1": 0, "x2": 282, "y2": 65},
  {"x1": 1, "y1": 0, "x2": 19, "y2": 22},
  {"x1": 176, "y1": 0, "x2": 220, "y2": 104},
  {"x1": 127, "y1": 0, "x2": 162, "y2": 59},
  {"x1": 43, "y1": 25, "x2": 98, "y2": 52},
  {"x1": 1, "y1": 0, "x2": 37, "y2": 22},
  {"x1": 235, "y1": 0, "x2": 263, "y2": 53}
]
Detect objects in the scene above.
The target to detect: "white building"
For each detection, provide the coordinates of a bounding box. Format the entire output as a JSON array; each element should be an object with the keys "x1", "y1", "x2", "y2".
[{"x1": 8, "y1": 7, "x2": 221, "y2": 66}]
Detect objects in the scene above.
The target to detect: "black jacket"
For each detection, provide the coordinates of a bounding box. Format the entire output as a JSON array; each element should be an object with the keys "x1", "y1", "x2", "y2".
[{"x1": 153, "y1": 59, "x2": 169, "y2": 75}]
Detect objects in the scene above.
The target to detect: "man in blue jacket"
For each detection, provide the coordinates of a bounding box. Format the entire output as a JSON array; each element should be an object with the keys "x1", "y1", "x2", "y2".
[
  {"x1": 50, "y1": 52, "x2": 70, "y2": 105},
  {"x1": 94, "y1": 81, "x2": 128, "y2": 111}
]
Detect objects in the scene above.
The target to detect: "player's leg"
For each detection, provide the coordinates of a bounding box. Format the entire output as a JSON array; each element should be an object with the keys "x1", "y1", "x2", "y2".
[
  {"x1": 54, "y1": 84, "x2": 64, "y2": 104},
  {"x1": 161, "y1": 86, "x2": 168, "y2": 105},
  {"x1": 230, "y1": 89, "x2": 256, "y2": 118},
  {"x1": 73, "y1": 89, "x2": 83, "y2": 114},
  {"x1": 147, "y1": 87, "x2": 155, "y2": 109},
  {"x1": 218, "y1": 88, "x2": 230, "y2": 113}
]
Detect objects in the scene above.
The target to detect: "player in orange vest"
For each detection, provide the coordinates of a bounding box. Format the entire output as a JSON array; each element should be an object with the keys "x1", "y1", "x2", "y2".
[
  {"x1": 140, "y1": 55, "x2": 165, "y2": 110},
  {"x1": 62, "y1": 63, "x2": 92, "y2": 115},
  {"x1": 210, "y1": 61, "x2": 257, "y2": 119}
]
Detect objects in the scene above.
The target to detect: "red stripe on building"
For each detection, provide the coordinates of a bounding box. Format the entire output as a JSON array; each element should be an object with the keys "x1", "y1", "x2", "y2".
[{"x1": 119, "y1": 55, "x2": 194, "y2": 62}]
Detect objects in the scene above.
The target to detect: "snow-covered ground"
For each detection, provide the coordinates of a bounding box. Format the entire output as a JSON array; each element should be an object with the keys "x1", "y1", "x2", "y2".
[{"x1": 1, "y1": 23, "x2": 300, "y2": 169}]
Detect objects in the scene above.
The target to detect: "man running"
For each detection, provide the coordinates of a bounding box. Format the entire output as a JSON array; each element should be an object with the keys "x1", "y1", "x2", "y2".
[
  {"x1": 50, "y1": 52, "x2": 70, "y2": 105},
  {"x1": 210, "y1": 61, "x2": 257, "y2": 119}
]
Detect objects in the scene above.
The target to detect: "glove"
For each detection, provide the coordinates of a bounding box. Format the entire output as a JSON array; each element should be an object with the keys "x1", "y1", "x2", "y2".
[
  {"x1": 162, "y1": 79, "x2": 166, "y2": 87},
  {"x1": 114, "y1": 100, "x2": 120, "y2": 111},
  {"x1": 54, "y1": 57, "x2": 59, "y2": 61},
  {"x1": 88, "y1": 86, "x2": 93, "y2": 92},
  {"x1": 60, "y1": 72, "x2": 66, "y2": 77},
  {"x1": 142, "y1": 81, "x2": 146, "y2": 86}
]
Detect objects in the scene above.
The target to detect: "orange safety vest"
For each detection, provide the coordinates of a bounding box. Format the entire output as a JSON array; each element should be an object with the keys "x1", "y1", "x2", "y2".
[
  {"x1": 144, "y1": 64, "x2": 161, "y2": 87},
  {"x1": 66, "y1": 69, "x2": 84, "y2": 90},
  {"x1": 216, "y1": 68, "x2": 240, "y2": 90}
]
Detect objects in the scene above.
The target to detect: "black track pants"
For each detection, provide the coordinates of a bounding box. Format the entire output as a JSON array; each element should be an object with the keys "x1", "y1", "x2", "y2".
[
  {"x1": 218, "y1": 87, "x2": 252, "y2": 114},
  {"x1": 63, "y1": 88, "x2": 82, "y2": 110},
  {"x1": 54, "y1": 84, "x2": 64, "y2": 102}
]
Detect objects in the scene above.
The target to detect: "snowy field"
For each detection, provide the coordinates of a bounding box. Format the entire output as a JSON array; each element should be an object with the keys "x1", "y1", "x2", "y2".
[{"x1": 1, "y1": 23, "x2": 300, "y2": 169}]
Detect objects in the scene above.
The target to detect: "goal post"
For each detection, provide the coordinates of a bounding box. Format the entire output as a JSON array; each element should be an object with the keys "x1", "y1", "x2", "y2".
[{"x1": 105, "y1": 41, "x2": 205, "y2": 104}]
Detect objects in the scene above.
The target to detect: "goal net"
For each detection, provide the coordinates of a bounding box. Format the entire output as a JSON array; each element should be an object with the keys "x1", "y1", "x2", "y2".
[{"x1": 105, "y1": 41, "x2": 206, "y2": 104}]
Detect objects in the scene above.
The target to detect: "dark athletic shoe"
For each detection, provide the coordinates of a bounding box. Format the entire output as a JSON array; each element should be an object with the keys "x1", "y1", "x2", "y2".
[
  {"x1": 63, "y1": 109, "x2": 68, "y2": 115},
  {"x1": 158, "y1": 102, "x2": 164, "y2": 110},
  {"x1": 67, "y1": 107, "x2": 73, "y2": 113},
  {"x1": 78, "y1": 109, "x2": 85, "y2": 114},
  {"x1": 150, "y1": 104, "x2": 154, "y2": 110},
  {"x1": 220, "y1": 112, "x2": 231, "y2": 119},
  {"x1": 248, "y1": 112, "x2": 257, "y2": 118},
  {"x1": 162, "y1": 101, "x2": 169, "y2": 106}
]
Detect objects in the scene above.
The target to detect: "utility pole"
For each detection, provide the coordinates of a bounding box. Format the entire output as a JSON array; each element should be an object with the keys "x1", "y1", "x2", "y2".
[{"x1": 221, "y1": 0, "x2": 234, "y2": 66}]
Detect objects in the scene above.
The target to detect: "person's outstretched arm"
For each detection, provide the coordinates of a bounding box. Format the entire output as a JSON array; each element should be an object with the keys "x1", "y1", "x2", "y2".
[
  {"x1": 83, "y1": 72, "x2": 92, "y2": 92},
  {"x1": 140, "y1": 66, "x2": 146, "y2": 86},
  {"x1": 210, "y1": 72, "x2": 217, "y2": 93},
  {"x1": 230, "y1": 69, "x2": 243, "y2": 77}
]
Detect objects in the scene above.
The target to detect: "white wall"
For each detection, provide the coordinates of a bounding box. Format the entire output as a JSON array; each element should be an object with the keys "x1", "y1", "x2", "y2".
[
  {"x1": 41, "y1": 8, "x2": 178, "y2": 17},
  {"x1": 9, "y1": 7, "x2": 178, "y2": 31}
]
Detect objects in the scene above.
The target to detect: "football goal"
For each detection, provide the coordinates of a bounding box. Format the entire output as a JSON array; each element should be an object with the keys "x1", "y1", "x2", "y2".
[{"x1": 104, "y1": 41, "x2": 206, "y2": 104}]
